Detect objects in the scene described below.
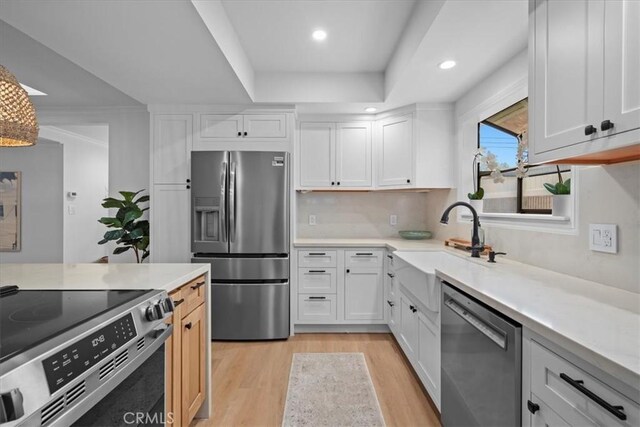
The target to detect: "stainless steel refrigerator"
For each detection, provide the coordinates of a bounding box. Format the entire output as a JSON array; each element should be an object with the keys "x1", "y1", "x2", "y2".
[{"x1": 191, "y1": 151, "x2": 289, "y2": 340}]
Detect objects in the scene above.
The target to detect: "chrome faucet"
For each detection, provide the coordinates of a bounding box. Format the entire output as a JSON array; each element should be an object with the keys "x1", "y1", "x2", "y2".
[{"x1": 440, "y1": 201, "x2": 483, "y2": 258}]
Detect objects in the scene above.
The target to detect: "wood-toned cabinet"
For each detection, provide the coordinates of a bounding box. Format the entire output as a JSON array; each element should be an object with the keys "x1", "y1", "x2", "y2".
[
  {"x1": 166, "y1": 275, "x2": 207, "y2": 426},
  {"x1": 298, "y1": 122, "x2": 372, "y2": 189},
  {"x1": 529, "y1": 0, "x2": 640, "y2": 164}
]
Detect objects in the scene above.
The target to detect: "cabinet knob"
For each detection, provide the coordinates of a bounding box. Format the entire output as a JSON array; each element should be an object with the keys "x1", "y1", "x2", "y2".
[
  {"x1": 527, "y1": 400, "x2": 540, "y2": 414},
  {"x1": 600, "y1": 119, "x2": 614, "y2": 131},
  {"x1": 186, "y1": 179, "x2": 191, "y2": 183},
  {"x1": 186, "y1": 185, "x2": 191, "y2": 189},
  {"x1": 410, "y1": 305, "x2": 417, "y2": 313},
  {"x1": 346, "y1": 269, "x2": 350, "y2": 273},
  {"x1": 407, "y1": 179, "x2": 411, "y2": 183},
  {"x1": 331, "y1": 182, "x2": 335, "y2": 186},
  {"x1": 243, "y1": 131, "x2": 248, "y2": 136},
  {"x1": 185, "y1": 322, "x2": 192, "y2": 330},
  {"x1": 337, "y1": 182, "x2": 341, "y2": 186},
  {"x1": 237, "y1": 131, "x2": 241, "y2": 137},
  {"x1": 584, "y1": 124, "x2": 597, "y2": 136}
]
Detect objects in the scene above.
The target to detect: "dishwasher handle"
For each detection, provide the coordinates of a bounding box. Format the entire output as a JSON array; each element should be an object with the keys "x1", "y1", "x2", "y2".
[{"x1": 445, "y1": 298, "x2": 507, "y2": 350}]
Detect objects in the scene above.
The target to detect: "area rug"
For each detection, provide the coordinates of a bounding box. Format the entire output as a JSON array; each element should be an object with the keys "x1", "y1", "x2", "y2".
[{"x1": 282, "y1": 353, "x2": 386, "y2": 427}]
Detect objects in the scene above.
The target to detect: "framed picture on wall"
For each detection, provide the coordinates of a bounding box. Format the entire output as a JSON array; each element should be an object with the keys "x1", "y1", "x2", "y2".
[{"x1": 0, "y1": 171, "x2": 21, "y2": 252}]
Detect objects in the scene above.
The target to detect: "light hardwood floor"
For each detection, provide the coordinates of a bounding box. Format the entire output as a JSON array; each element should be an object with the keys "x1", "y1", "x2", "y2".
[{"x1": 192, "y1": 333, "x2": 441, "y2": 427}]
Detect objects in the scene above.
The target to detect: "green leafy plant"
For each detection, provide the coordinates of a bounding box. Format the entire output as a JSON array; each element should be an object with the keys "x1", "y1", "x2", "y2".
[
  {"x1": 468, "y1": 187, "x2": 485, "y2": 200},
  {"x1": 98, "y1": 190, "x2": 150, "y2": 263},
  {"x1": 543, "y1": 166, "x2": 571, "y2": 195}
]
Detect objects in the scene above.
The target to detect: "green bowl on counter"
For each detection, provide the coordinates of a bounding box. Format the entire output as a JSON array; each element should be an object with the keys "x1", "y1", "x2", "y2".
[{"x1": 398, "y1": 230, "x2": 433, "y2": 240}]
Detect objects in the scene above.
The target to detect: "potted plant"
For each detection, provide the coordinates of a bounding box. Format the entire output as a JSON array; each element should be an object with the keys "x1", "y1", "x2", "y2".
[
  {"x1": 468, "y1": 149, "x2": 504, "y2": 213},
  {"x1": 544, "y1": 166, "x2": 571, "y2": 217},
  {"x1": 98, "y1": 190, "x2": 150, "y2": 263}
]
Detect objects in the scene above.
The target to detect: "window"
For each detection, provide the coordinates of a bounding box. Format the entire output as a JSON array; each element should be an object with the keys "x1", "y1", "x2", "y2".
[{"x1": 478, "y1": 98, "x2": 571, "y2": 215}]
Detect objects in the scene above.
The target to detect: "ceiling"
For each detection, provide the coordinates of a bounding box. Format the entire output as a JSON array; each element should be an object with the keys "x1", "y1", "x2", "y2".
[
  {"x1": 222, "y1": 0, "x2": 416, "y2": 73},
  {"x1": 1, "y1": 0, "x2": 528, "y2": 112}
]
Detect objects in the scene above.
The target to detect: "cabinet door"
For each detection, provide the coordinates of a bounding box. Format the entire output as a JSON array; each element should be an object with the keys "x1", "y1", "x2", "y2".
[
  {"x1": 387, "y1": 297, "x2": 399, "y2": 335},
  {"x1": 181, "y1": 303, "x2": 206, "y2": 426},
  {"x1": 531, "y1": 0, "x2": 605, "y2": 154},
  {"x1": 344, "y1": 268, "x2": 384, "y2": 320},
  {"x1": 417, "y1": 310, "x2": 440, "y2": 406},
  {"x1": 399, "y1": 293, "x2": 418, "y2": 358},
  {"x1": 152, "y1": 185, "x2": 190, "y2": 263},
  {"x1": 378, "y1": 114, "x2": 413, "y2": 187},
  {"x1": 165, "y1": 290, "x2": 183, "y2": 427},
  {"x1": 335, "y1": 122, "x2": 372, "y2": 187},
  {"x1": 200, "y1": 114, "x2": 243, "y2": 139},
  {"x1": 153, "y1": 115, "x2": 192, "y2": 184},
  {"x1": 243, "y1": 114, "x2": 287, "y2": 138},
  {"x1": 603, "y1": 0, "x2": 640, "y2": 136},
  {"x1": 299, "y1": 122, "x2": 335, "y2": 187}
]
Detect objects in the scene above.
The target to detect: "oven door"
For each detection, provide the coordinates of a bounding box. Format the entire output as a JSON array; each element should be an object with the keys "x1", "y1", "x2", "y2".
[{"x1": 71, "y1": 328, "x2": 172, "y2": 427}]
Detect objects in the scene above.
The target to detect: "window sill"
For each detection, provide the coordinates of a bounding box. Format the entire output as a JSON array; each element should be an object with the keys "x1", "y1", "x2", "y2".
[{"x1": 460, "y1": 212, "x2": 576, "y2": 234}]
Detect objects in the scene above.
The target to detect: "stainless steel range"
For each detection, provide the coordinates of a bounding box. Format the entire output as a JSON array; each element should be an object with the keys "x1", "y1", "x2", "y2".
[{"x1": 0, "y1": 285, "x2": 174, "y2": 426}]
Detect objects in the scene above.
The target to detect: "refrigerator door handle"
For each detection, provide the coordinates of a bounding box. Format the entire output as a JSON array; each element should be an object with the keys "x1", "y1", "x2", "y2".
[
  {"x1": 229, "y1": 161, "x2": 237, "y2": 243},
  {"x1": 220, "y1": 161, "x2": 228, "y2": 243}
]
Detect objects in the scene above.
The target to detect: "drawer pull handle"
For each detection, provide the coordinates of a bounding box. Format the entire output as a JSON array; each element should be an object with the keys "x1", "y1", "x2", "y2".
[
  {"x1": 559, "y1": 373, "x2": 627, "y2": 421},
  {"x1": 409, "y1": 305, "x2": 417, "y2": 313},
  {"x1": 308, "y1": 252, "x2": 326, "y2": 256},
  {"x1": 308, "y1": 296, "x2": 326, "y2": 300},
  {"x1": 387, "y1": 273, "x2": 395, "y2": 278},
  {"x1": 387, "y1": 300, "x2": 395, "y2": 307},
  {"x1": 527, "y1": 400, "x2": 539, "y2": 414},
  {"x1": 386, "y1": 254, "x2": 393, "y2": 260},
  {"x1": 355, "y1": 253, "x2": 373, "y2": 256},
  {"x1": 185, "y1": 322, "x2": 193, "y2": 330},
  {"x1": 174, "y1": 298, "x2": 185, "y2": 307},
  {"x1": 308, "y1": 270, "x2": 326, "y2": 273},
  {"x1": 191, "y1": 281, "x2": 206, "y2": 290}
]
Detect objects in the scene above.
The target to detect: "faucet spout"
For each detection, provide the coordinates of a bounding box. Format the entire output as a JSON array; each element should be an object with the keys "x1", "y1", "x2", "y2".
[{"x1": 440, "y1": 201, "x2": 482, "y2": 258}]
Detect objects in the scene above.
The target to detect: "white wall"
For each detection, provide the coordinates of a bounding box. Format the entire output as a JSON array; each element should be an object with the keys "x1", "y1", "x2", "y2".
[
  {"x1": 40, "y1": 126, "x2": 109, "y2": 263},
  {"x1": 297, "y1": 192, "x2": 432, "y2": 238},
  {"x1": 0, "y1": 140, "x2": 64, "y2": 263},
  {"x1": 37, "y1": 107, "x2": 149, "y2": 263},
  {"x1": 432, "y1": 49, "x2": 640, "y2": 293}
]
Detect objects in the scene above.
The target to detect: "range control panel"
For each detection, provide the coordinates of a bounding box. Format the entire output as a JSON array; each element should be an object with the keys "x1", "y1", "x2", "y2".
[{"x1": 42, "y1": 313, "x2": 137, "y2": 393}]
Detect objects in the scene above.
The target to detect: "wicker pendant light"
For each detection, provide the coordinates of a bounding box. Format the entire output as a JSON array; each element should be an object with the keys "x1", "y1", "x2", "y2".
[{"x1": 0, "y1": 65, "x2": 39, "y2": 147}]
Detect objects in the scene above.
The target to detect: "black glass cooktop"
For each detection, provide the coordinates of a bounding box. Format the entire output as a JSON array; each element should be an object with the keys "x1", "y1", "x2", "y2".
[{"x1": 0, "y1": 288, "x2": 152, "y2": 364}]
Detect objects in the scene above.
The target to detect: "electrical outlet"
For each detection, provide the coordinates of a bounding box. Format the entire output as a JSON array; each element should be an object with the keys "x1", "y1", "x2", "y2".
[
  {"x1": 389, "y1": 214, "x2": 398, "y2": 226},
  {"x1": 308, "y1": 215, "x2": 317, "y2": 226},
  {"x1": 589, "y1": 224, "x2": 617, "y2": 254},
  {"x1": 68, "y1": 205, "x2": 76, "y2": 215}
]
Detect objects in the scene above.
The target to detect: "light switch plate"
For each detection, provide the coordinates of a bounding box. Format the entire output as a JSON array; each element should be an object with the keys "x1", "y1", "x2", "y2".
[
  {"x1": 390, "y1": 214, "x2": 398, "y2": 226},
  {"x1": 308, "y1": 214, "x2": 317, "y2": 226},
  {"x1": 589, "y1": 224, "x2": 617, "y2": 254}
]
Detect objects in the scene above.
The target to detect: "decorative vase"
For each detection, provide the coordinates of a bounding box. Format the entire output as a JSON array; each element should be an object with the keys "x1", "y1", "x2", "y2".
[
  {"x1": 552, "y1": 194, "x2": 571, "y2": 217},
  {"x1": 468, "y1": 199, "x2": 483, "y2": 213}
]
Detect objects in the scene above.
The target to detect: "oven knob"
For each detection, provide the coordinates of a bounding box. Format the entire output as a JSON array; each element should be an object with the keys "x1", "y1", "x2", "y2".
[
  {"x1": 161, "y1": 297, "x2": 175, "y2": 314},
  {"x1": 145, "y1": 303, "x2": 164, "y2": 321},
  {"x1": 0, "y1": 388, "x2": 24, "y2": 423}
]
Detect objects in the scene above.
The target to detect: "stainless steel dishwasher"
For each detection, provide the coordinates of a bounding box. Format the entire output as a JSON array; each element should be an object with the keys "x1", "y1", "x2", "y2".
[{"x1": 441, "y1": 282, "x2": 522, "y2": 427}]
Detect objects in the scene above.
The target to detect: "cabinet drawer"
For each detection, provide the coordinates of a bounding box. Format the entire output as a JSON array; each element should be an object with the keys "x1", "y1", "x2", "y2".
[
  {"x1": 180, "y1": 275, "x2": 207, "y2": 317},
  {"x1": 345, "y1": 250, "x2": 383, "y2": 267},
  {"x1": 297, "y1": 295, "x2": 337, "y2": 322},
  {"x1": 298, "y1": 250, "x2": 337, "y2": 267},
  {"x1": 298, "y1": 268, "x2": 337, "y2": 294},
  {"x1": 531, "y1": 340, "x2": 639, "y2": 426}
]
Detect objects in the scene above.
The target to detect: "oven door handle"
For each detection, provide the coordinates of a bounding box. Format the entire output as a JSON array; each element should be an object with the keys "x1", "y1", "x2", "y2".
[{"x1": 445, "y1": 298, "x2": 507, "y2": 350}]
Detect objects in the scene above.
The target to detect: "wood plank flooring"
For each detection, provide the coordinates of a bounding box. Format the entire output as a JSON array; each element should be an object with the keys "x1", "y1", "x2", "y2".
[{"x1": 192, "y1": 333, "x2": 441, "y2": 427}]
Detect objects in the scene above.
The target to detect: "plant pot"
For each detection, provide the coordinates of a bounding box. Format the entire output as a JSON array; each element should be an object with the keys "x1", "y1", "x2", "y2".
[
  {"x1": 468, "y1": 199, "x2": 483, "y2": 213},
  {"x1": 552, "y1": 194, "x2": 571, "y2": 217}
]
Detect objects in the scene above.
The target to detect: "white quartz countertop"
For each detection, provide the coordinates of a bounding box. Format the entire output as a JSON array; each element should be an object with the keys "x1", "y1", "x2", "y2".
[
  {"x1": 295, "y1": 237, "x2": 640, "y2": 388},
  {"x1": 0, "y1": 263, "x2": 210, "y2": 293}
]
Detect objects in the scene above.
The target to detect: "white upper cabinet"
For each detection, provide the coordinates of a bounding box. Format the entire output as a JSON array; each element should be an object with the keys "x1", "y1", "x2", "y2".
[
  {"x1": 152, "y1": 114, "x2": 192, "y2": 184},
  {"x1": 335, "y1": 122, "x2": 372, "y2": 187},
  {"x1": 530, "y1": 0, "x2": 640, "y2": 164},
  {"x1": 299, "y1": 122, "x2": 336, "y2": 187},
  {"x1": 199, "y1": 113, "x2": 287, "y2": 140},
  {"x1": 298, "y1": 121, "x2": 372, "y2": 189},
  {"x1": 377, "y1": 114, "x2": 414, "y2": 187},
  {"x1": 603, "y1": 0, "x2": 640, "y2": 137}
]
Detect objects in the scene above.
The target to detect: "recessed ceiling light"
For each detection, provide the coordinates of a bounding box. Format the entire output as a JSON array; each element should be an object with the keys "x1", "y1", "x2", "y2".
[
  {"x1": 312, "y1": 29, "x2": 327, "y2": 41},
  {"x1": 365, "y1": 107, "x2": 377, "y2": 113},
  {"x1": 438, "y1": 60, "x2": 456, "y2": 70},
  {"x1": 20, "y1": 83, "x2": 47, "y2": 96}
]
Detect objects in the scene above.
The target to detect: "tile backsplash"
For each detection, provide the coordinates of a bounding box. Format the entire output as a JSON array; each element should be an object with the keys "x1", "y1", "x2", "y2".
[{"x1": 296, "y1": 192, "x2": 432, "y2": 238}]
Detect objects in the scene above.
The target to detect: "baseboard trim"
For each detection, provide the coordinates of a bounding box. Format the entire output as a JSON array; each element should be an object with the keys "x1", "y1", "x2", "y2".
[{"x1": 294, "y1": 324, "x2": 391, "y2": 333}]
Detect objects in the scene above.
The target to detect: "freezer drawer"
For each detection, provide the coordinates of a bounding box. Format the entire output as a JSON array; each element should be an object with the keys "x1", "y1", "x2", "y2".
[
  {"x1": 192, "y1": 256, "x2": 289, "y2": 281},
  {"x1": 211, "y1": 283, "x2": 289, "y2": 340}
]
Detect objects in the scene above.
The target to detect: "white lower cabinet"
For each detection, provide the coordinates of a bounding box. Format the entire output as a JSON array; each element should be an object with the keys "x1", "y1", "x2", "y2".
[
  {"x1": 399, "y1": 292, "x2": 419, "y2": 358},
  {"x1": 344, "y1": 268, "x2": 383, "y2": 320},
  {"x1": 297, "y1": 294, "x2": 337, "y2": 323},
  {"x1": 524, "y1": 334, "x2": 639, "y2": 427}
]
